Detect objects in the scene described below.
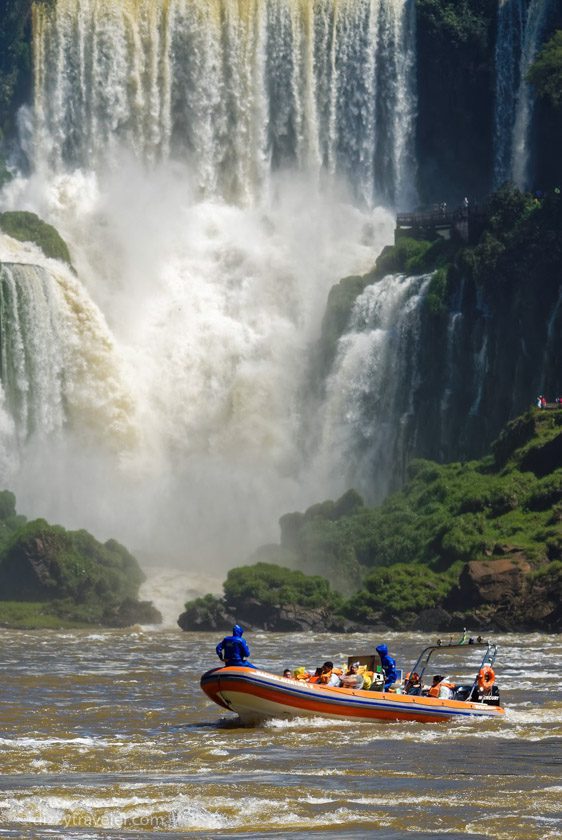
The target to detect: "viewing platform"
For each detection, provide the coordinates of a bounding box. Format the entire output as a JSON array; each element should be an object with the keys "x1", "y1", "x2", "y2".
[{"x1": 395, "y1": 206, "x2": 485, "y2": 244}]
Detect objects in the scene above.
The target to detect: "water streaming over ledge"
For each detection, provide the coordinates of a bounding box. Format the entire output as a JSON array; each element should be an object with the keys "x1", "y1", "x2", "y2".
[
  {"x1": 32, "y1": 0, "x2": 417, "y2": 209},
  {"x1": 493, "y1": 0, "x2": 554, "y2": 190},
  {"x1": 1, "y1": 2, "x2": 421, "y2": 568},
  {"x1": 312, "y1": 272, "x2": 431, "y2": 504}
]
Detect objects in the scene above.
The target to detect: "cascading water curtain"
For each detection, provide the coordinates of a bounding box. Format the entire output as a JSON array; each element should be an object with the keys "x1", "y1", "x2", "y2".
[
  {"x1": 493, "y1": 0, "x2": 554, "y2": 190},
  {"x1": 0, "y1": 260, "x2": 135, "y2": 455},
  {"x1": 32, "y1": 0, "x2": 417, "y2": 209},
  {"x1": 0, "y1": 263, "x2": 67, "y2": 445},
  {"x1": 313, "y1": 272, "x2": 431, "y2": 503}
]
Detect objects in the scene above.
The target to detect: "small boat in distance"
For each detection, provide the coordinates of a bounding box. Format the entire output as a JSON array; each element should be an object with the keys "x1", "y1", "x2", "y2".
[{"x1": 200, "y1": 639, "x2": 504, "y2": 724}]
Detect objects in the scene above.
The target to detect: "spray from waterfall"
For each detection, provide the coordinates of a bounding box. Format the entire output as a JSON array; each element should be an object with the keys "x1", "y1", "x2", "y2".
[{"x1": 0, "y1": 0, "x2": 420, "y2": 603}]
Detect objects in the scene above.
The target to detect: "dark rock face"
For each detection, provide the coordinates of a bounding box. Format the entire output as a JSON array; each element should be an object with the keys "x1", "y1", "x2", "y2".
[
  {"x1": 0, "y1": 534, "x2": 64, "y2": 599},
  {"x1": 412, "y1": 607, "x2": 456, "y2": 632},
  {"x1": 235, "y1": 600, "x2": 364, "y2": 633},
  {"x1": 177, "y1": 601, "x2": 235, "y2": 632},
  {"x1": 102, "y1": 598, "x2": 162, "y2": 628},
  {"x1": 521, "y1": 431, "x2": 562, "y2": 477},
  {"x1": 177, "y1": 596, "x2": 365, "y2": 634},
  {"x1": 415, "y1": 1, "x2": 496, "y2": 206}
]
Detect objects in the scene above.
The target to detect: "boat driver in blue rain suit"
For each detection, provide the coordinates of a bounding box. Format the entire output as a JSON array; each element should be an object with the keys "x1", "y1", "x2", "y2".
[
  {"x1": 216, "y1": 624, "x2": 256, "y2": 668},
  {"x1": 376, "y1": 643, "x2": 398, "y2": 690}
]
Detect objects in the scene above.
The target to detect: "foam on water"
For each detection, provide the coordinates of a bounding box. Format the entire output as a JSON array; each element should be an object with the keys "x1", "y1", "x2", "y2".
[
  {"x1": 0, "y1": 630, "x2": 560, "y2": 839},
  {"x1": 0, "y1": 167, "x2": 395, "y2": 572}
]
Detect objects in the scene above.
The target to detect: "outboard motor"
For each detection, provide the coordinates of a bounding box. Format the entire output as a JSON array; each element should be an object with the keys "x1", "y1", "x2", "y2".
[
  {"x1": 482, "y1": 685, "x2": 501, "y2": 706},
  {"x1": 470, "y1": 684, "x2": 501, "y2": 705}
]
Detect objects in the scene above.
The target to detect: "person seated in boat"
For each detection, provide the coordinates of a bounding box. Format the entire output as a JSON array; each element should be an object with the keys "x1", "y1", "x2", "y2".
[
  {"x1": 376, "y1": 643, "x2": 398, "y2": 690},
  {"x1": 341, "y1": 661, "x2": 364, "y2": 690},
  {"x1": 283, "y1": 668, "x2": 292, "y2": 678},
  {"x1": 425, "y1": 675, "x2": 443, "y2": 696},
  {"x1": 215, "y1": 624, "x2": 256, "y2": 668},
  {"x1": 293, "y1": 667, "x2": 311, "y2": 681},
  {"x1": 318, "y1": 661, "x2": 342, "y2": 687},
  {"x1": 404, "y1": 671, "x2": 422, "y2": 695},
  {"x1": 306, "y1": 667, "x2": 323, "y2": 683},
  {"x1": 427, "y1": 675, "x2": 455, "y2": 699}
]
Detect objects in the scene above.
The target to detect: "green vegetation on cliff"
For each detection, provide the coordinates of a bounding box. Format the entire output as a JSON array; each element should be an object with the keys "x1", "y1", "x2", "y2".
[
  {"x1": 280, "y1": 409, "x2": 562, "y2": 579},
  {"x1": 0, "y1": 490, "x2": 161, "y2": 628},
  {"x1": 416, "y1": 0, "x2": 493, "y2": 48},
  {"x1": 224, "y1": 562, "x2": 341, "y2": 611},
  {"x1": 321, "y1": 186, "x2": 562, "y2": 378},
  {"x1": 528, "y1": 30, "x2": 562, "y2": 110},
  {"x1": 0, "y1": 211, "x2": 73, "y2": 266},
  {"x1": 181, "y1": 408, "x2": 562, "y2": 632}
]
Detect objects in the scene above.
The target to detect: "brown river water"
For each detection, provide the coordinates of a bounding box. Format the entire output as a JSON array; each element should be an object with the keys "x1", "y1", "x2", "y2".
[{"x1": 0, "y1": 628, "x2": 560, "y2": 839}]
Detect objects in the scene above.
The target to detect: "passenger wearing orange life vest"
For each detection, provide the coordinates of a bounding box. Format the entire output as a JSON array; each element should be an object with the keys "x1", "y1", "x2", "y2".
[
  {"x1": 318, "y1": 661, "x2": 342, "y2": 687},
  {"x1": 404, "y1": 671, "x2": 421, "y2": 695},
  {"x1": 427, "y1": 674, "x2": 456, "y2": 699}
]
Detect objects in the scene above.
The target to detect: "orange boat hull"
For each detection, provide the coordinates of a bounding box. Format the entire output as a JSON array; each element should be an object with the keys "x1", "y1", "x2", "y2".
[{"x1": 200, "y1": 666, "x2": 505, "y2": 724}]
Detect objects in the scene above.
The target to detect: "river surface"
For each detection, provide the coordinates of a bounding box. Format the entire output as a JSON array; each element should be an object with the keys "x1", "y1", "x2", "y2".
[{"x1": 0, "y1": 629, "x2": 560, "y2": 839}]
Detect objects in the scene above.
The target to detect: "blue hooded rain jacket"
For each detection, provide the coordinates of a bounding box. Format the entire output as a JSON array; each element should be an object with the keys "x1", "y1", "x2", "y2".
[
  {"x1": 216, "y1": 624, "x2": 255, "y2": 667},
  {"x1": 376, "y1": 643, "x2": 398, "y2": 689}
]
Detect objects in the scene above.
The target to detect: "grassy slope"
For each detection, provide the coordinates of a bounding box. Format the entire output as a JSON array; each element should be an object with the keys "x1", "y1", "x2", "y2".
[{"x1": 183, "y1": 409, "x2": 562, "y2": 629}]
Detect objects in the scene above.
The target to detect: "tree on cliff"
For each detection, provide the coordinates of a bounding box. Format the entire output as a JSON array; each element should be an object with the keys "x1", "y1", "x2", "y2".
[{"x1": 528, "y1": 30, "x2": 562, "y2": 110}]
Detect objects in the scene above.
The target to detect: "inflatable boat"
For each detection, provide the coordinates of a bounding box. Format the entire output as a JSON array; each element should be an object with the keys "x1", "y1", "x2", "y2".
[{"x1": 200, "y1": 640, "x2": 505, "y2": 724}]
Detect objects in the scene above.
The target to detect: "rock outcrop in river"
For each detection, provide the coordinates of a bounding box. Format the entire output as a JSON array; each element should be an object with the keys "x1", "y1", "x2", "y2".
[{"x1": 0, "y1": 491, "x2": 161, "y2": 628}]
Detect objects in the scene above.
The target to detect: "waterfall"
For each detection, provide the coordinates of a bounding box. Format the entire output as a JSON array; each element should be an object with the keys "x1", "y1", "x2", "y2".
[
  {"x1": 493, "y1": 0, "x2": 525, "y2": 187},
  {"x1": 312, "y1": 272, "x2": 430, "y2": 504},
  {"x1": 32, "y1": 0, "x2": 417, "y2": 208},
  {"x1": 493, "y1": 0, "x2": 553, "y2": 190},
  {"x1": 0, "y1": 0, "x2": 422, "y2": 575},
  {"x1": 0, "y1": 255, "x2": 136, "y2": 452}
]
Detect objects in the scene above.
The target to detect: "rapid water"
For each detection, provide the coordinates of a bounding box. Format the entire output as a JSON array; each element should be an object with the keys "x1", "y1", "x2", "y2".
[
  {"x1": 31, "y1": 0, "x2": 417, "y2": 208},
  {"x1": 312, "y1": 272, "x2": 430, "y2": 504},
  {"x1": 0, "y1": 628, "x2": 560, "y2": 838},
  {"x1": 0, "y1": 0, "x2": 417, "y2": 572},
  {"x1": 493, "y1": 0, "x2": 553, "y2": 189}
]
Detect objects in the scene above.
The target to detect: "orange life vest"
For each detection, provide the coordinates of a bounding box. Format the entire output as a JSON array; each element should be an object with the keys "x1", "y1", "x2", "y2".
[{"x1": 428, "y1": 679, "x2": 456, "y2": 698}]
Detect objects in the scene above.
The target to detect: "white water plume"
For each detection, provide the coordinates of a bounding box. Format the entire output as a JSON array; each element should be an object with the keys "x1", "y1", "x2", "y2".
[
  {"x1": 0, "y1": 0, "x2": 419, "y2": 577},
  {"x1": 0, "y1": 166, "x2": 395, "y2": 570},
  {"x1": 311, "y1": 272, "x2": 431, "y2": 504}
]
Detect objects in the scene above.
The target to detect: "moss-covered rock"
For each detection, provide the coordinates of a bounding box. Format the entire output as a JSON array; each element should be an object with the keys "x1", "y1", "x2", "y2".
[
  {"x1": 0, "y1": 492, "x2": 161, "y2": 628},
  {"x1": 177, "y1": 593, "x2": 235, "y2": 632},
  {"x1": 0, "y1": 211, "x2": 73, "y2": 266},
  {"x1": 528, "y1": 29, "x2": 562, "y2": 110},
  {"x1": 181, "y1": 408, "x2": 562, "y2": 632}
]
